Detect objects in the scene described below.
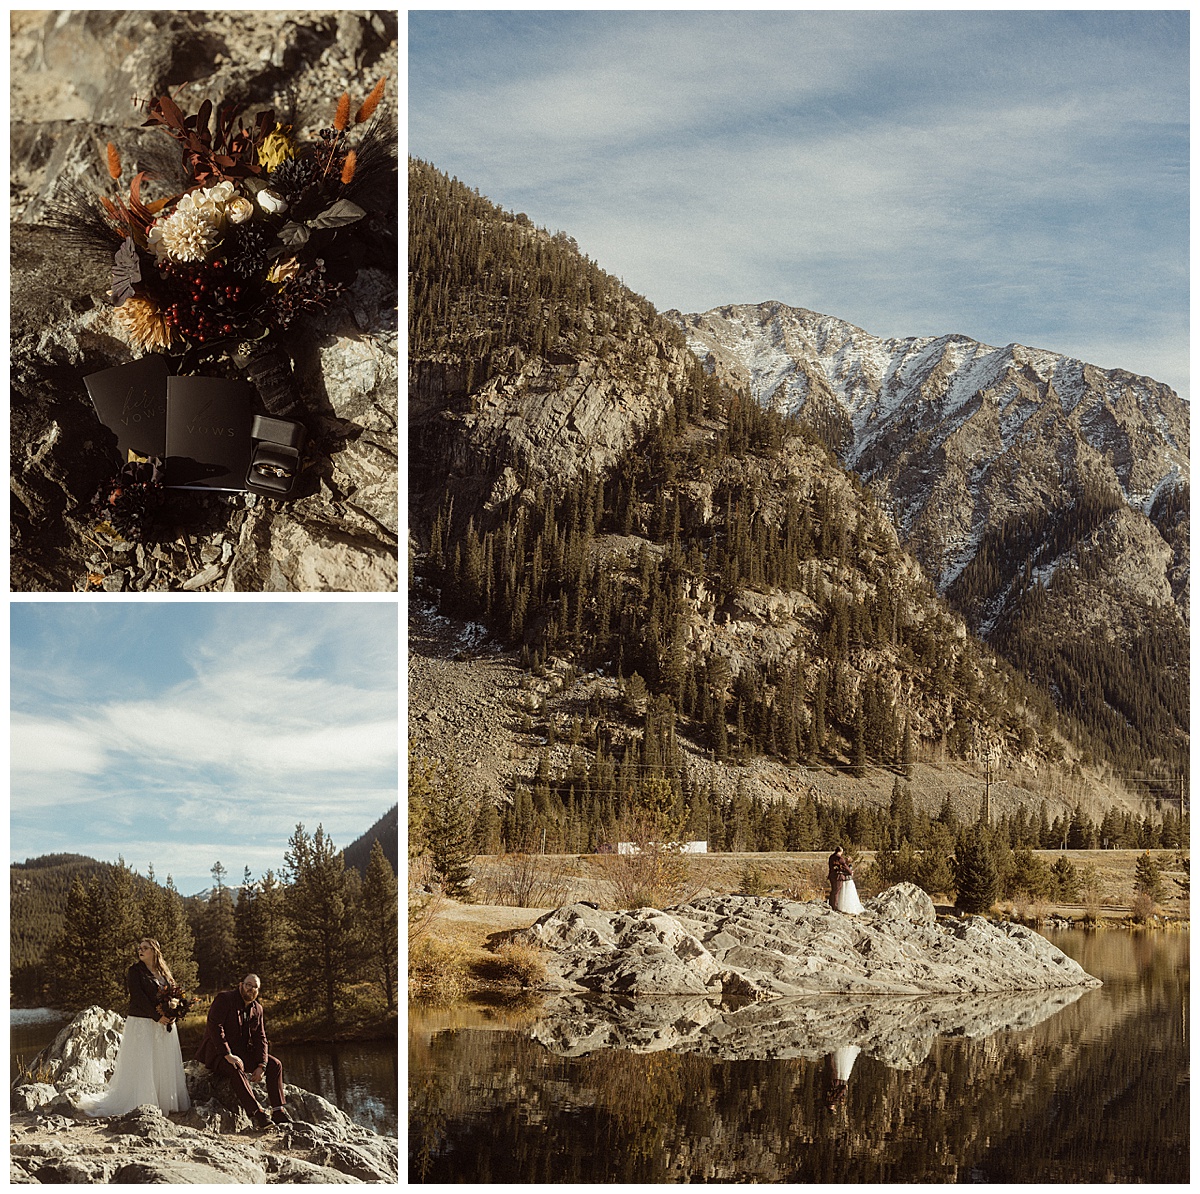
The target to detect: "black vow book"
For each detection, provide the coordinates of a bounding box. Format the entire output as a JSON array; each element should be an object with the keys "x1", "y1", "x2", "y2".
[
  {"x1": 164, "y1": 376, "x2": 253, "y2": 490},
  {"x1": 83, "y1": 355, "x2": 170, "y2": 461}
]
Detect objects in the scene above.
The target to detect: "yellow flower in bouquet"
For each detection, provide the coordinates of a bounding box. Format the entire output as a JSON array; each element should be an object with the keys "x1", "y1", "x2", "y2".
[{"x1": 258, "y1": 125, "x2": 295, "y2": 172}]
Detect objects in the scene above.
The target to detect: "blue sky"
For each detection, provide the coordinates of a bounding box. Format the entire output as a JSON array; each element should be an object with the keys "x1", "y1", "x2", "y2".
[
  {"x1": 409, "y1": 10, "x2": 1188, "y2": 399},
  {"x1": 10, "y1": 602, "x2": 398, "y2": 895}
]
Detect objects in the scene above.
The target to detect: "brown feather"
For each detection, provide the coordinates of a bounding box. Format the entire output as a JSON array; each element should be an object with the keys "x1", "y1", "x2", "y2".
[
  {"x1": 334, "y1": 92, "x2": 350, "y2": 133},
  {"x1": 354, "y1": 77, "x2": 386, "y2": 125},
  {"x1": 106, "y1": 142, "x2": 122, "y2": 180}
]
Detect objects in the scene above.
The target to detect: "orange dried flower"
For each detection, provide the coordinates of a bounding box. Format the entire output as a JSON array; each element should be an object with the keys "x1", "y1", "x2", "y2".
[
  {"x1": 334, "y1": 92, "x2": 350, "y2": 132},
  {"x1": 106, "y1": 142, "x2": 122, "y2": 180},
  {"x1": 340, "y1": 150, "x2": 357, "y2": 185},
  {"x1": 354, "y1": 76, "x2": 386, "y2": 124},
  {"x1": 115, "y1": 295, "x2": 174, "y2": 352}
]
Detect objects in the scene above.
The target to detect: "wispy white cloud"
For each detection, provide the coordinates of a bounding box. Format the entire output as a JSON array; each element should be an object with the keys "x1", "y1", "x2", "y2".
[{"x1": 10, "y1": 604, "x2": 397, "y2": 894}]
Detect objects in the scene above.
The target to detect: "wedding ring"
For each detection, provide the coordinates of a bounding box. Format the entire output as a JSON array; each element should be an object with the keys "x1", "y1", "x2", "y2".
[{"x1": 254, "y1": 463, "x2": 293, "y2": 479}]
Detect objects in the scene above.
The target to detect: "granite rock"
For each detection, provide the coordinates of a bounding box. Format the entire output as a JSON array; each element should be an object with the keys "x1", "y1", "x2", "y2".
[
  {"x1": 10, "y1": 1007, "x2": 397, "y2": 1184},
  {"x1": 516, "y1": 884, "x2": 1102, "y2": 998}
]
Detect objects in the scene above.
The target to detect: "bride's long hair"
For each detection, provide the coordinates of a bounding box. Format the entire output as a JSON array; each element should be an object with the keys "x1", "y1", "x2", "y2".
[{"x1": 139, "y1": 937, "x2": 175, "y2": 986}]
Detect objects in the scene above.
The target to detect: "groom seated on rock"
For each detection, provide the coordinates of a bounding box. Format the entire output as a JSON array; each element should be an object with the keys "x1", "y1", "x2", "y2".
[{"x1": 195, "y1": 972, "x2": 291, "y2": 1130}]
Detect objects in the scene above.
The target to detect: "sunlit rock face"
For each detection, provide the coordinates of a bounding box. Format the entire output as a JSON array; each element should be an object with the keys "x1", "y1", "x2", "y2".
[
  {"x1": 517, "y1": 884, "x2": 1101, "y2": 999},
  {"x1": 672, "y1": 303, "x2": 1185, "y2": 643}
]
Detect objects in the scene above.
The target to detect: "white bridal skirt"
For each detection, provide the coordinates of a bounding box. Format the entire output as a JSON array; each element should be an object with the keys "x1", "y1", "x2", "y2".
[
  {"x1": 834, "y1": 878, "x2": 865, "y2": 915},
  {"x1": 77, "y1": 1016, "x2": 190, "y2": 1117},
  {"x1": 833, "y1": 1044, "x2": 861, "y2": 1081}
]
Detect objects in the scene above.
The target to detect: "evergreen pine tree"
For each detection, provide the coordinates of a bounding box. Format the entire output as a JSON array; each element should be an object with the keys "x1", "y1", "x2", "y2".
[
  {"x1": 1133, "y1": 851, "x2": 1164, "y2": 902},
  {"x1": 360, "y1": 840, "x2": 399, "y2": 1013},
  {"x1": 424, "y1": 763, "x2": 477, "y2": 898},
  {"x1": 283, "y1": 824, "x2": 357, "y2": 1028},
  {"x1": 146, "y1": 871, "x2": 198, "y2": 993},
  {"x1": 196, "y1": 861, "x2": 239, "y2": 991},
  {"x1": 953, "y1": 832, "x2": 999, "y2": 913}
]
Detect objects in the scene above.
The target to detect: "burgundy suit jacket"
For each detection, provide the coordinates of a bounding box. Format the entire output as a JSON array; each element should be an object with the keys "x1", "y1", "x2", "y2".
[{"x1": 194, "y1": 988, "x2": 268, "y2": 1072}]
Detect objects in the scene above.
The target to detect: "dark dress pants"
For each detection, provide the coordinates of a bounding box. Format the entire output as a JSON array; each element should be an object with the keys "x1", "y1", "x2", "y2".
[{"x1": 212, "y1": 1053, "x2": 285, "y2": 1116}]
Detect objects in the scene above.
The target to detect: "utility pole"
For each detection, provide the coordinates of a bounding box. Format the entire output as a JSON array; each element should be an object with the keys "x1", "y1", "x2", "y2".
[{"x1": 983, "y1": 746, "x2": 996, "y2": 825}]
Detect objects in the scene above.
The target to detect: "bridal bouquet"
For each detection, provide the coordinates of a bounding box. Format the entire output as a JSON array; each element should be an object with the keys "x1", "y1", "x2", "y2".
[
  {"x1": 53, "y1": 72, "x2": 395, "y2": 545},
  {"x1": 101, "y1": 77, "x2": 390, "y2": 370},
  {"x1": 156, "y1": 983, "x2": 193, "y2": 1033}
]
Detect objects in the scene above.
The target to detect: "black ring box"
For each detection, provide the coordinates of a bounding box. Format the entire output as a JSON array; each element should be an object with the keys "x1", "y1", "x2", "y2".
[{"x1": 245, "y1": 414, "x2": 307, "y2": 497}]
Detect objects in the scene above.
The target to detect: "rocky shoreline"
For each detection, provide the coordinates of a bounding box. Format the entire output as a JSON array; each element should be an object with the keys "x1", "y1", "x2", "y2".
[{"x1": 11, "y1": 1007, "x2": 397, "y2": 1184}]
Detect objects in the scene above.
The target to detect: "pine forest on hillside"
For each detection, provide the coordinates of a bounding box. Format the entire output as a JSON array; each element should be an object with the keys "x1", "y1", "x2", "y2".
[
  {"x1": 408, "y1": 160, "x2": 1188, "y2": 871},
  {"x1": 11, "y1": 824, "x2": 398, "y2": 1028}
]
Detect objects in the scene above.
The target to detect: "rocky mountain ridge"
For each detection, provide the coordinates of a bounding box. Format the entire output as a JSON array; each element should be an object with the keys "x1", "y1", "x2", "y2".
[
  {"x1": 670, "y1": 300, "x2": 1188, "y2": 778},
  {"x1": 408, "y1": 158, "x2": 697, "y2": 527},
  {"x1": 668, "y1": 299, "x2": 1187, "y2": 598},
  {"x1": 409, "y1": 162, "x2": 1184, "y2": 825}
]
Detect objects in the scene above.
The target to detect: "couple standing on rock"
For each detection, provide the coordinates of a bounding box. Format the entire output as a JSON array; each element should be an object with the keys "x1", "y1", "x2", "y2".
[
  {"x1": 77, "y1": 937, "x2": 290, "y2": 1131},
  {"x1": 828, "y1": 846, "x2": 864, "y2": 914}
]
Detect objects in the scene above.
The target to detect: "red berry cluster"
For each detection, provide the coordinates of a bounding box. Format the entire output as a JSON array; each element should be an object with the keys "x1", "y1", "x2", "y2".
[{"x1": 158, "y1": 259, "x2": 251, "y2": 344}]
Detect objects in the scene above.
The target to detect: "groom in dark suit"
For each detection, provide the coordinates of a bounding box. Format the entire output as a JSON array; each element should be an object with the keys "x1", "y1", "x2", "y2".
[{"x1": 195, "y1": 973, "x2": 291, "y2": 1129}]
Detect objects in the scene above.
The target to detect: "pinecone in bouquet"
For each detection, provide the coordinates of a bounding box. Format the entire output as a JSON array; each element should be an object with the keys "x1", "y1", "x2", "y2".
[{"x1": 90, "y1": 457, "x2": 166, "y2": 543}]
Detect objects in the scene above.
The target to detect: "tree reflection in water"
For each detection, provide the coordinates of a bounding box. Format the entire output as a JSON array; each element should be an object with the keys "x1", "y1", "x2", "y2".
[{"x1": 409, "y1": 930, "x2": 1187, "y2": 1182}]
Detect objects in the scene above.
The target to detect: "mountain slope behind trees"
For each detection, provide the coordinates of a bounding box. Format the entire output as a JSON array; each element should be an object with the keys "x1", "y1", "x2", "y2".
[
  {"x1": 671, "y1": 302, "x2": 1189, "y2": 787},
  {"x1": 408, "y1": 160, "x2": 1182, "y2": 857},
  {"x1": 344, "y1": 804, "x2": 399, "y2": 875}
]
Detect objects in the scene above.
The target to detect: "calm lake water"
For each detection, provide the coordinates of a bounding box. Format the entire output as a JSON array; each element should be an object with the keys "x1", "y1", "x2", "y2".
[
  {"x1": 12, "y1": 1013, "x2": 397, "y2": 1138},
  {"x1": 409, "y1": 929, "x2": 1187, "y2": 1182}
]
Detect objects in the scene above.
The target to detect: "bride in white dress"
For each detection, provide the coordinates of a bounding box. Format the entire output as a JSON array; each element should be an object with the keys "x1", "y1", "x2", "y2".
[
  {"x1": 77, "y1": 938, "x2": 190, "y2": 1117},
  {"x1": 828, "y1": 846, "x2": 865, "y2": 914}
]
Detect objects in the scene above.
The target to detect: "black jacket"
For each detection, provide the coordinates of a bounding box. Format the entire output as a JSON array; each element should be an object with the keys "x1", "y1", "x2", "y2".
[{"x1": 126, "y1": 961, "x2": 164, "y2": 1021}]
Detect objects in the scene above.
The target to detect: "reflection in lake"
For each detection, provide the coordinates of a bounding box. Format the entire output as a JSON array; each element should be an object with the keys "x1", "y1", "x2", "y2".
[
  {"x1": 529, "y1": 986, "x2": 1086, "y2": 1067},
  {"x1": 271, "y1": 1041, "x2": 397, "y2": 1137},
  {"x1": 409, "y1": 930, "x2": 1187, "y2": 1182}
]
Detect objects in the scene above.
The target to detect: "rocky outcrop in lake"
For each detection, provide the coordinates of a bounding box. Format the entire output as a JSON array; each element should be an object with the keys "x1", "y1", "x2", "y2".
[
  {"x1": 516, "y1": 884, "x2": 1101, "y2": 998},
  {"x1": 10, "y1": 1007, "x2": 397, "y2": 1184}
]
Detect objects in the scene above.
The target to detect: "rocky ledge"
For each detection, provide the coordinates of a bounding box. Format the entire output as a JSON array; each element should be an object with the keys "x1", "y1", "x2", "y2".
[
  {"x1": 10, "y1": 1007, "x2": 397, "y2": 1184},
  {"x1": 516, "y1": 884, "x2": 1101, "y2": 998}
]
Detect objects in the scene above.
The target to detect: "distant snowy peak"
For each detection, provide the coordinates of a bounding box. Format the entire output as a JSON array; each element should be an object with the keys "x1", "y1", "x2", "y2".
[{"x1": 668, "y1": 300, "x2": 1188, "y2": 594}]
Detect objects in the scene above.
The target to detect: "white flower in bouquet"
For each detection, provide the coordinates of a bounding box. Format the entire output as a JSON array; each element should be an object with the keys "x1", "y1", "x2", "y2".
[
  {"x1": 257, "y1": 189, "x2": 288, "y2": 214},
  {"x1": 226, "y1": 195, "x2": 254, "y2": 224},
  {"x1": 147, "y1": 204, "x2": 221, "y2": 262}
]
